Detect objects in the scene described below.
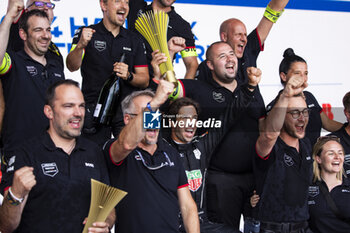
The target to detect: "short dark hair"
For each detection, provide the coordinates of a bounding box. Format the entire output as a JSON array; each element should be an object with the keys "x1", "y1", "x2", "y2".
[
  {"x1": 279, "y1": 48, "x2": 307, "y2": 85},
  {"x1": 45, "y1": 79, "x2": 80, "y2": 107},
  {"x1": 18, "y1": 9, "x2": 49, "y2": 33},
  {"x1": 167, "y1": 97, "x2": 200, "y2": 119},
  {"x1": 205, "y1": 41, "x2": 230, "y2": 62},
  {"x1": 343, "y1": 91, "x2": 350, "y2": 111}
]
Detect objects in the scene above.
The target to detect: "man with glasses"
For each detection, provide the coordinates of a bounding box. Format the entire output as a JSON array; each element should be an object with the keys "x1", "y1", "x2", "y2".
[
  {"x1": 254, "y1": 75, "x2": 313, "y2": 232},
  {"x1": 102, "y1": 80, "x2": 200, "y2": 233},
  {"x1": 328, "y1": 91, "x2": 350, "y2": 176}
]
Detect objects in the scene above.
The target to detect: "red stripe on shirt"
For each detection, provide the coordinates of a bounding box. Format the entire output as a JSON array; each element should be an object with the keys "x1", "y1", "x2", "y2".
[{"x1": 178, "y1": 183, "x2": 189, "y2": 189}]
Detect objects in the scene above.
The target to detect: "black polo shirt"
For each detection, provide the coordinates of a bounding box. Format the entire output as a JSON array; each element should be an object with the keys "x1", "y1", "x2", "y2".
[
  {"x1": 71, "y1": 21, "x2": 148, "y2": 104},
  {"x1": 196, "y1": 29, "x2": 263, "y2": 86},
  {"x1": 267, "y1": 90, "x2": 322, "y2": 146},
  {"x1": 0, "y1": 50, "x2": 64, "y2": 153},
  {"x1": 103, "y1": 138, "x2": 188, "y2": 233},
  {"x1": 180, "y1": 78, "x2": 266, "y2": 173},
  {"x1": 328, "y1": 123, "x2": 350, "y2": 176},
  {"x1": 8, "y1": 13, "x2": 64, "y2": 69},
  {"x1": 308, "y1": 178, "x2": 350, "y2": 233},
  {"x1": 1, "y1": 132, "x2": 109, "y2": 233},
  {"x1": 128, "y1": 1, "x2": 197, "y2": 77},
  {"x1": 254, "y1": 137, "x2": 313, "y2": 222}
]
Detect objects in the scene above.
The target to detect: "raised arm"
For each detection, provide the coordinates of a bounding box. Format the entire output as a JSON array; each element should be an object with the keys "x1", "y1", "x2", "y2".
[
  {"x1": 256, "y1": 0, "x2": 289, "y2": 45},
  {"x1": 0, "y1": 166, "x2": 36, "y2": 233},
  {"x1": 256, "y1": 75, "x2": 306, "y2": 157},
  {"x1": 66, "y1": 27, "x2": 95, "y2": 72},
  {"x1": 0, "y1": 1, "x2": 23, "y2": 62},
  {"x1": 202, "y1": 67, "x2": 261, "y2": 162},
  {"x1": 109, "y1": 80, "x2": 174, "y2": 163}
]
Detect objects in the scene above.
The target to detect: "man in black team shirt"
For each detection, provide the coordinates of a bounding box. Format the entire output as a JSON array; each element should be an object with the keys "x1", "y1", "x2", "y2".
[
  {"x1": 328, "y1": 91, "x2": 350, "y2": 176},
  {"x1": 0, "y1": 5, "x2": 64, "y2": 181},
  {"x1": 0, "y1": 80, "x2": 111, "y2": 233},
  {"x1": 197, "y1": 0, "x2": 289, "y2": 85},
  {"x1": 164, "y1": 63, "x2": 260, "y2": 232},
  {"x1": 66, "y1": 0, "x2": 149, "y2": 146},
  {"x1": 128, "y1": 0, "x2": 198, "y2": 80},
  {"x1": 152, "y1": 41, "x2": 265, "y2": 229}
]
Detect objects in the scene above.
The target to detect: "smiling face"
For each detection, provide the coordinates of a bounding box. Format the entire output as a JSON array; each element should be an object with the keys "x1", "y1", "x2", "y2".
[
  {"x1": 48, "y1": 85, "x2": 85, "y2": 140},
  {"x1": 171, "y1": 105, "x2": 198, "y2": 143},
  {"x1": 316, "y1": 140, "x2": 344, "y2": 175},
  {"x1": 282, "y1": 96, "x2": 309, "y2": 139},
  {"x1": 101, "y1": 0, "x2": 129, "y2": 28},
  {"x1": 207, "y1": 42, "x2": 238, "y2": 84},
  {"x1": 222, "y1": 19, "x2": 247, "y2": 59},
  {"x1": 21, "y1": 15, "x2": 51, "y2": 57}
]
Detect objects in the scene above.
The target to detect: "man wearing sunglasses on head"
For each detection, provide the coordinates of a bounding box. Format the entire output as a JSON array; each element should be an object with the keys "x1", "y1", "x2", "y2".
[
  {"x1": 6, "y1": 0, "x2": 63, "y2": 67},
  {"x1": 102, "y1": 80, "x2": 200, "y2": 233}
]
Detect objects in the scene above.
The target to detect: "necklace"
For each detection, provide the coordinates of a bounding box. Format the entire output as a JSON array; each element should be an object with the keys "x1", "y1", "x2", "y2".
[{"x1": 66, "y1": 140, "x2": 76, "y2": 155}]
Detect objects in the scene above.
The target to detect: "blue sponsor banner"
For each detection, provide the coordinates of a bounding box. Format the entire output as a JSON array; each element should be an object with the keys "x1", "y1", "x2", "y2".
[{"x1": 175, "y1": 0, "x2": 350, "y2": 13}]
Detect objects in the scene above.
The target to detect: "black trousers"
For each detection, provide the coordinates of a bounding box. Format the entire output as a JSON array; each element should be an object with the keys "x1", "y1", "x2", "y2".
[{"x1": 206, "y1": 170, "x2": 254, "y2": 229}]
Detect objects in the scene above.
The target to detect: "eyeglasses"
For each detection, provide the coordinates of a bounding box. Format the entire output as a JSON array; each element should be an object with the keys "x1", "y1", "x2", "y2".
[
  {"x1": 136, "y1": 150, "x2": 174, "y2": 170},
  {"x1": 287, "y1": 108, "x2": 310, "y2": 119},
  {"x1": 317, "y1": 135, "x2": 340, "y2": 143},
  {"x1": 28, "y1": 1, "x2": 55, "y2": 9}
]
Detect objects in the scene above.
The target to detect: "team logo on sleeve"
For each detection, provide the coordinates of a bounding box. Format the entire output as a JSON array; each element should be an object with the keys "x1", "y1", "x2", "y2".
[
  {"x1": 186, "y1": 169, "x2": 202, "y2": 192},
  {"x1": 41, "y1": 163, "x2": 59, "y2": 177}
]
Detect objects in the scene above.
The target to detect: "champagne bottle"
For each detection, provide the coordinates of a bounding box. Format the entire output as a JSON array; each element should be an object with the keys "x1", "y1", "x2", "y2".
[{"x1": 93, "y1": 54, "x2": 126, "y2": 125}]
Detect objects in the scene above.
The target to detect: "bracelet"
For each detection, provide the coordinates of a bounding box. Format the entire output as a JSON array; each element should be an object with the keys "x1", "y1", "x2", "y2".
[
  {"x1": 126, "y1": 72, "x2": 134, "y2": 82},
  {"x1": 264, "y1": 5, "x2": 284, "y2": 23},
  {"x1": 146, "y1": 102, "x2": 154, "y2": 112},
  {"x1": 6, "y1": 187, "x2": 24, "y2": 206},
  {"x1": 168, "y1": 81, "x2": 181, "y2": 101}
]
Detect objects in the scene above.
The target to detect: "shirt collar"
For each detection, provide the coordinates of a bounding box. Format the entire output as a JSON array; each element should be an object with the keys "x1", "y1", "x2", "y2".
[
  {"x1": 41, "y1": 131, "x2": 86, "y2": 152},
  {"x1": 97, "y1": 20, "x2": 127, "y2": 38}
]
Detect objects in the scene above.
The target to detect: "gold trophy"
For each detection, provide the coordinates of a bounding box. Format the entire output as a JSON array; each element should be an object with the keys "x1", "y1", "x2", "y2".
[
  {"x1": 82, "y1": 179, "x2": 127, "y2": 233},
  {"x1": 135, "y1": 10, "x2": 178, "y2": 87}
]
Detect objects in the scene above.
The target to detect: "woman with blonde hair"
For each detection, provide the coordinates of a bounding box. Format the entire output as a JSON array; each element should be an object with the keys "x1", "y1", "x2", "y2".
[{"x1": 308, "y1": 136, "x2": 350, "y2": 233}]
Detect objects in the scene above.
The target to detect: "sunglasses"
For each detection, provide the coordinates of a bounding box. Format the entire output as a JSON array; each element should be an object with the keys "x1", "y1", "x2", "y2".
[
  {"x1": 28, "y1": 1, "x2": 55, "y2": 9},
  {"x1": 136, "y1": 150, "x2": 174, "y2": 170}
]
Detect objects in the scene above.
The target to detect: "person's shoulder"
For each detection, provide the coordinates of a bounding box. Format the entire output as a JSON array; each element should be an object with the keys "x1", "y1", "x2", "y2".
[{"x1": 169, "y1": 7, "x2": 191, "y2": 26}]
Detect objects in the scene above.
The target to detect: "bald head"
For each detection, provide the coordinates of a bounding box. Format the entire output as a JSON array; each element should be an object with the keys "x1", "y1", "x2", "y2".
[{"x1": 219, "y1": 18, "x2": 247, "y2": 59}]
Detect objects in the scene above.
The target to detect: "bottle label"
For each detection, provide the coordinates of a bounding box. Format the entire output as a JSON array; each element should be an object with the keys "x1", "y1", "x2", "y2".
[{"x1": 93, "y1": 104, "x2": 102, "y2": 117}]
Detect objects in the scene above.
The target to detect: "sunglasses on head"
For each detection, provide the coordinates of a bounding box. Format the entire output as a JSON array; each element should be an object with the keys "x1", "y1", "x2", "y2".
[{"x1": 28, "y1": 1, "x2": 55, "y2": 9}]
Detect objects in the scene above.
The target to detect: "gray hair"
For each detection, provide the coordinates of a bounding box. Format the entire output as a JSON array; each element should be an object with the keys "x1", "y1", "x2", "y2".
[{"x1": 121, "y1": 89, "x2": 155, "y2": 116}]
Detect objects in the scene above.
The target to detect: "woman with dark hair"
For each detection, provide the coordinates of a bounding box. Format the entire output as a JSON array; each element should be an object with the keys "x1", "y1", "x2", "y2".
[
  {"x1": 267, "y1": 48, "x2": 342, "y2": 146},
  {"x1": 308, "y1": 136, "x2": 350, "y2": 233}
]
